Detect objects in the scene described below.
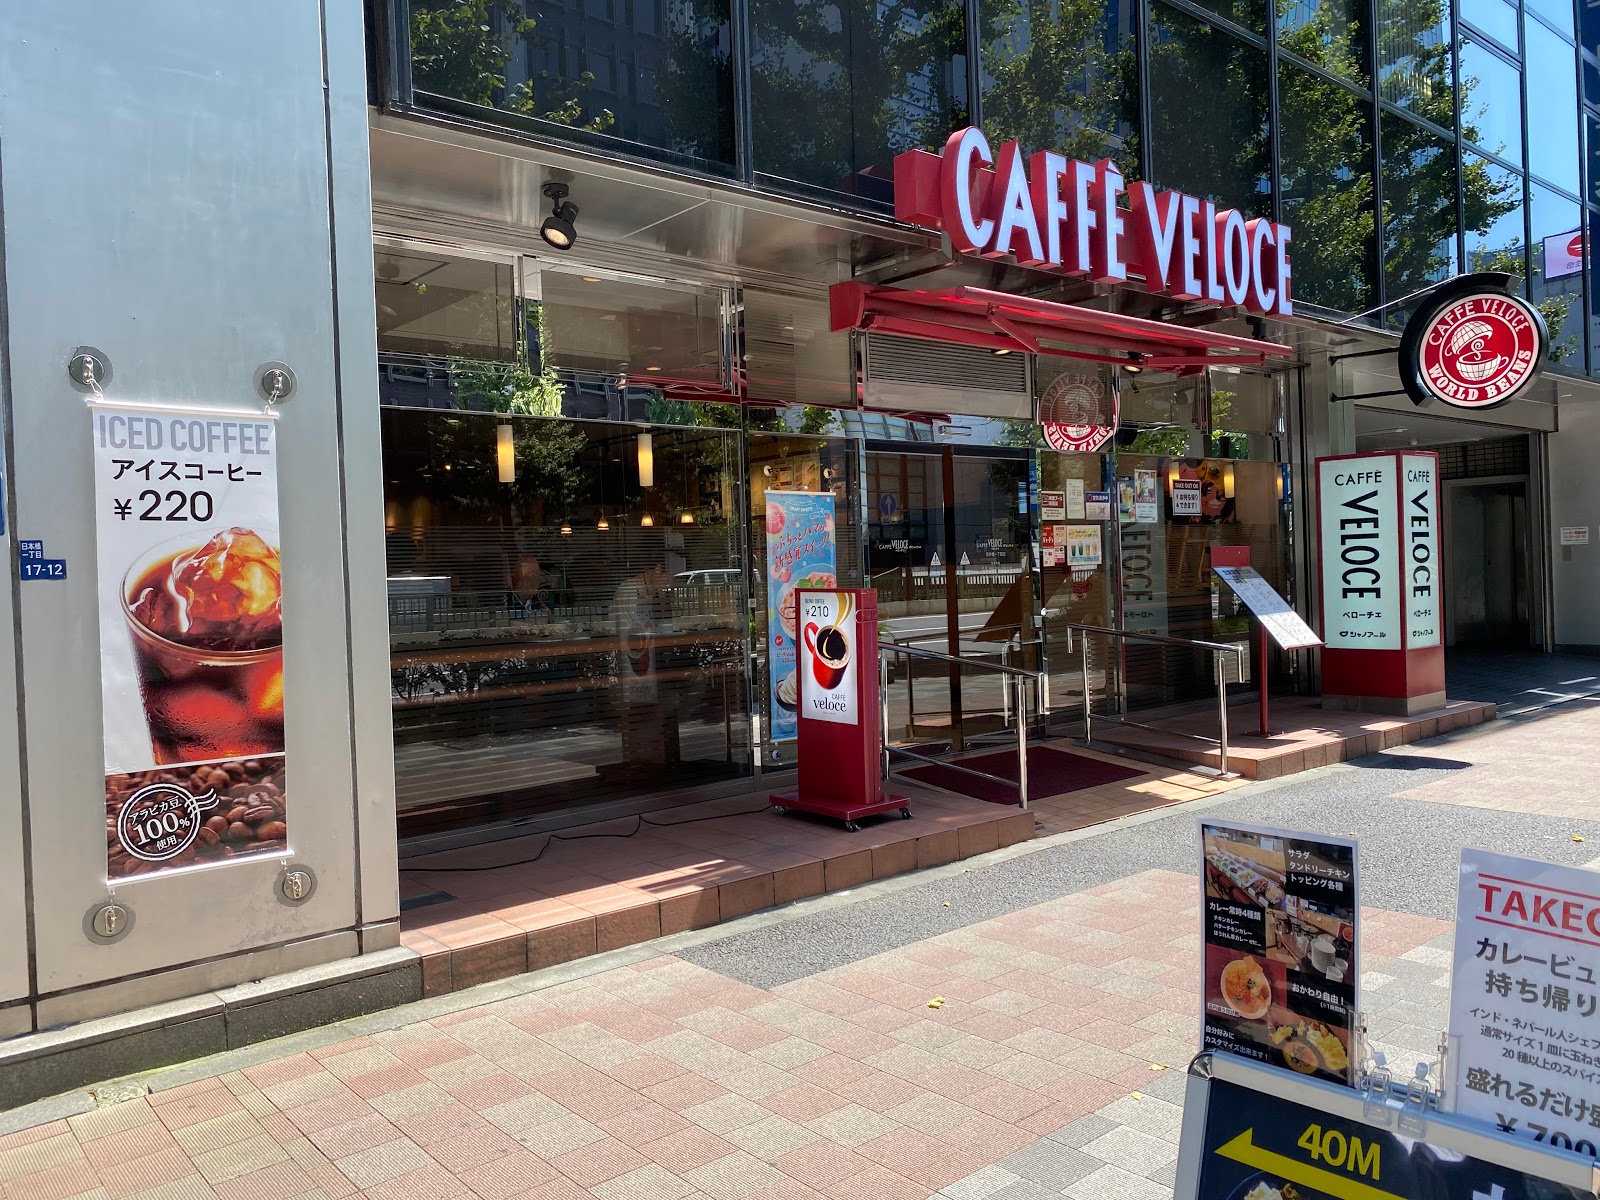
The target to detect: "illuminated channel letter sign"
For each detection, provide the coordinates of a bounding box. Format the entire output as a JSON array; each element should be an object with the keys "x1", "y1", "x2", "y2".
[
  {"x1": 1398, "y1": 274, "x2": 1549, "y2": 411},
  {"x1": 894, "y1": 127, "x2": 1294, "y2": 316}
]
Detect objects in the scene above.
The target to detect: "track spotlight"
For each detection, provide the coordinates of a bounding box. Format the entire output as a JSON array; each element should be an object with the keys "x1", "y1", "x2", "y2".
[{"x1": 540, "y1": 182, "x2": 580, "y2": 250}]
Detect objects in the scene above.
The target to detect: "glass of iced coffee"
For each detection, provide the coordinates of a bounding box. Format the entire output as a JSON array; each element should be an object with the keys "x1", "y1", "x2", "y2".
[{"x1": 121, "y1": 527, "x2": 284, "y2": 764}]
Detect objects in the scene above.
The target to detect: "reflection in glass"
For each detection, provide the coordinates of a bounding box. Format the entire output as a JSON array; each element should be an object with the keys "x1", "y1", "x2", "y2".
[
  {"x1": 979, "y1": 0, "x2": 1139, "y2": 167},
  {"x1": 1462, "y1": 154, "x2": 1526, "y2": 280},
  {"x1": 383, "y1": 410, "x2": 750, "y2": 835},
  {"x1": 1459, "y1": 37, "x2": 1524, "y2": 165},
  {"x1": 1148, "y1": 5, "x2": 1271, "y2": 216},
  {"x1": 749, "y1": 0, "x2": 967, "y2": 202},
  {"x1": 1381, "y1": 123, "x2": 1459, "y2": 306},
  {"x1": 1526, "y1": 18, "x2": 1582, "y2": 191},
  {"x1": 1277, "y1": 67, "x2": 1377, "y2": 312},
  {"x1": 1585, "y1": 0, "x2": 1600, "y2": 54},
  {"x1": 1589, "y1": 113, "x2": 1600, "y2": 206},
  {"x1": 1529, "y1": 183, "x2": 1585, "y2": 365},
  {"x1": 1527, "y1": 0, "x2": 1576, "y2": 38},
  {"x1": 376, "y1": 250, "x2": 518, "y2": 363},
  {"x1": 1460, "y1": 0, "x2": 1518, "y2": 48},
  {"x1": 1589, "y1": 208, "x2": 1600, "y2": 371},
  {"x1": 408, "y1": 0, "x2": 736, "y2": 167},
  {"x1": 1376, "y1": 0, "x2": 1454, "y2": 120},
  {"x1": 1278, "y1": 0, "x2": 1369, "y2": 84},
  {"x1": 1184, "y1": 0, "x2": 1266, "y2": 37}
]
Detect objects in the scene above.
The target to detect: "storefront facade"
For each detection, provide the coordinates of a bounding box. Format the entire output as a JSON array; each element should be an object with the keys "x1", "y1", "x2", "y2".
[{"x1": 3, "y1": 0, "x2": 1600, "y2": 1037}]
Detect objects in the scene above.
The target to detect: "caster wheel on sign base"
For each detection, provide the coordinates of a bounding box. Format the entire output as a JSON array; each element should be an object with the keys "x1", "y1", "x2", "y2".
[
  {"x1": 899, "y1": 808, "x2": 912, "y2": 820},
  {"x1": 845, "y1": 821, "x2": 861, "y2": 832},
  {"x1": 772, "y1": 806, "x2": 787, "y2": 816}
]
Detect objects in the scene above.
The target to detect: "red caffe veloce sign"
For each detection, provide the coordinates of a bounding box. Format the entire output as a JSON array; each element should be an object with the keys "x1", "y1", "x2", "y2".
[
  {"x1": 1398, "y1": 278, "x2": 1548, "y2": 410},
  {"x1": 895, "y1": 126, "x2": 1294, "y2": 316}
]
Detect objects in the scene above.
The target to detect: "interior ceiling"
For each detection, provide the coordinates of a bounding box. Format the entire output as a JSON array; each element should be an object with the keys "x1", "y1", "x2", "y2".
[{"x1": 1354, "y1": 405, "x2": 1527, "y2": 450}]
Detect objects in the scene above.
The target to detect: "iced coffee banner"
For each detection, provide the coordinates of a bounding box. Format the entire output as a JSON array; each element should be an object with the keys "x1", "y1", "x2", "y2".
[{"x1": 90, "y1": 402, "x2": 286, "y2": 879}]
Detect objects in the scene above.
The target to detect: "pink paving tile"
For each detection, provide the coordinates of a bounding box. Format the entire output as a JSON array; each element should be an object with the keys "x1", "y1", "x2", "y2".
[
  {"x1": 81, "y1": 1122, "x2": 179, "y2": 1171},
  {"x1": 151, "y1": 1083, "x2": 246, "y2": 1130},
  {"x1": 442, "y1": 1072, "x2": 533, "y2": 1110},
  {"x1": 775, "y1": 1140, "x2": 875, "y2": 1189},
  {"x1": 0, "y1": 1120, "x2": 70, "y2": 1153},
  {"x1": 283, "y1": 1091, "x2": 375, "y2": 1136},
  {"x1": 938, "y1": 1113, "x2": 1037, "y2": 1159},
  {"x1": 518, "y1": 1178, "x2": 594, "y2": 1200},
  {"x1": 505, "y1": 1008, "x2": 585, "y2": 1036},
  {"x1": 762, "y1": 1083, "x2": 852, "y2": 1124},
  {"x1": 592, "y1": 1104, "x2": 693, "y2": 1147},
  {"x1": 146, "y1": 1077, "x2": 230, "y2": 1107},
  {"x1": 424, "y1": 1126, "x2": 537, "y2": 1175},
  {"x1": 307, "y1": 1036, "x2": 378, "y2": 1062},
  {"x1": 241, "y1": 1054, "x2": 323, "y2": 1090},
  {"x1": 548, "y1": 1137, "x2": 650, "y2": 1187},
  {"x1": 834, "y1": 1071, "x2": 922, "y2": 1114},
  {"x1": 213, "y1": 1160, "x2": 321, "y2": 1200},
  {"x1": 636, "y1": 1127, "x2": 739, "y2": 1174},
  {"x1": 4, "y1": 1157, "x2": 104, "y2": 1200},
  {"x1": 455, "y1": 1150, "x2": 564, "y2": 1200},
  {"x1": 791, "y1": 1055, "x2": 874, "y2": 1092},
  {"x1": 307, "y1": 1112, "x2": 403, "y2": 1161},
  {"x1": 98, "y1": 1147, "x2": 198, "y2": 1200},
  {"x1": 388, "y1": 1038, "x2": 475, "y2": 1071},
  {"x1": 359, "y1": 1163, "x2": 476, "y2": 1200},
  {"x1": 1072, "y1": 1018, "x2": 1150, "y2": 1051},
  {"x1": 342, "y1": 1064, "x2": 431, "y2": 1100},
  {"x1": 605, "y1": 1055, "x2": 687, "y2": 1090},
  {"x1": 820, "y1": 1164, "x2": 928, "y2": 1200},
  {"x1": 390, "y1": 1100, "x2": 495, "y2": 1148},
  {"x1": 640, "y1": 1074, "x2": 729, "y2": 1111},
  {"x1": 911, "y1": 1064, "x2": 998, "y2": 1101},
  {"x1": 713, "y1": 1022, "x2": 792, "y2": 1052}
]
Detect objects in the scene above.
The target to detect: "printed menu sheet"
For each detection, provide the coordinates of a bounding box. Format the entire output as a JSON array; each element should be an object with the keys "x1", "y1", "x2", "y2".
[{"x1": 1201, "y1": 820, "x2": 1360, "y2": 1086}]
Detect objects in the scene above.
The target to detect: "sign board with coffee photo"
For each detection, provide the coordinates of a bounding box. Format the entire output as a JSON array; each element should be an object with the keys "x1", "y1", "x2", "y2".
[
  {"x1": 1200, "y1": 819, "x2": 1360, "y2": 1087},
  {"x1": 765, "y1": 492, "x2": 838, "y2": 745},
  {"x1": 796, "y1": 590, "x2": 858, "y2": 726},
  {"x1": 90, "y1": 401, "x2": 286, "y2": 879}
]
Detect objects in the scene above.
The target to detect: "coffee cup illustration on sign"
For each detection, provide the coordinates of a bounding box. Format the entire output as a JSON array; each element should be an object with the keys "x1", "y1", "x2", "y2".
[{"x1": 804, "y1": 622, "x2": 850, "y2": 690}]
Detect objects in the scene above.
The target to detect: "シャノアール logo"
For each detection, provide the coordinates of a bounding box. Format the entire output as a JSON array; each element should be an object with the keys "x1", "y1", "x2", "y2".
[{"x1": 1398, "y1": 277, "x2": 1548, "y2": 410}]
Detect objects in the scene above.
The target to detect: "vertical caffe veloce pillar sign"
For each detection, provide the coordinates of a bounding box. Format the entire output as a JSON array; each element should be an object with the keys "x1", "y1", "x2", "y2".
[
  {"x1": 1315, "y1": 451, "x2": 1442, "y2": 714},
  {"x1": 91, "y1": 402, "x2": 287, "y2": 879}
]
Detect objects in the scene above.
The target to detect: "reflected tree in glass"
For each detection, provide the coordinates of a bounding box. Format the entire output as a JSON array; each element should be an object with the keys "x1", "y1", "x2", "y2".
[
  {"x1": 409, "y1": 0, "x2": 615, "y2": 129},
  {"x1": 749, "y1": 0, "x2": 967, "y2": 197},
  {"x1": 1147, "y1": 6, "x2": 1270, "y2": 216},
  {"x1": 1375, "y1": 0, "x2": 1453, "y2": 117},
  {"x1": 978, "y1": 0, "x2": 1139, "y2": 169}
]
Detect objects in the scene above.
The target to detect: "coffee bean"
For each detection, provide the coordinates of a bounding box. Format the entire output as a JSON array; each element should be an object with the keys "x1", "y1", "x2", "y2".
[
  {"x1": 227, "y1": 821, "x2": 253, "y2": 842},
  {"x1": 256, "y1": 821, "x2": 287, "y2": 841}
]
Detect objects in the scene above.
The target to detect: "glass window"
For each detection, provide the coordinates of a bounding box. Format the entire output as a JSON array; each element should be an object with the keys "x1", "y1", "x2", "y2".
[
  {"x1": 1527, "y1": 18, "x2": 1582, "y2": 188},
  {"x1": 1461, "y1": 0, "x2": 1519, "y2": 48},
  {"x1": 1278, "y1": 67, "x2": 1378, "y2": 312},
  {"x1": 536, "y1": 271, "x2": 726, "y2": 387},
  {"x1": 1459, "y1": 37, "x2": 1523, "y2": 166},
  {"x1": 1463, "y1": 154, "x2": 1527, "y2": 277},
  {"x1": 1529, "y1": 0, "x2": 1576, "y2": 38},
  {"x1": 1148, "y1": 5, "x2": 1271, "y2": 216},
  {"x1": 1585, "y1": 53, "x2": 1600, "y2": 107},
  {"x1": 749, "y1": 0, "x2": 968, "y2": 203},
  {"x1": 1378, "y1": 0, "x2": 1455, "y2": 123},
  {"x1": 1279, "y1": 0, "x2": 1370, "y2": 82},
  {"x1": 1585, "y1": 0, "x2": 1600, "y2": 54},
  {"x1": 407, "y1": 0, "x2": 736, "y2": 169},
  {"x1": 383, "y1": 411, "x2": 751, "y2": 835},
  {"x1": 1185, "y1": 0, "x2": 1267, "y2": 39},
  {"x1": 1588, "y1": 207, "x2": 1600, "y2": 372},
  {"x1": 1381, "y1": 121, "x2": 1459, "y2": 305},
  {"x1": 979, "y1": 0, "x2": 1139, "y2": 166},
  {"x1": 376, "y1": 249, "x2": 518, "y2": 363},
  {"x1": 1589, "y1": 113, "x2": 1600, "y2": 205},
  {"x1": 1529, "y1": 182, "x2": 1586, "y2": 365}
]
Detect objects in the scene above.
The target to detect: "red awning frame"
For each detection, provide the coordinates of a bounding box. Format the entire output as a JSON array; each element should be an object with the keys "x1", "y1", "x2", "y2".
[{"x1": 829, "y1": 282, "x2": 1295, "y2": 372}]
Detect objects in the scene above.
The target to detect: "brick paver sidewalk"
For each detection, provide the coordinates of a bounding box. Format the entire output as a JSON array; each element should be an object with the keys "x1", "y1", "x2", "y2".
[{"x1": 0, "y1": 870, "x2": 1452, "y2": 1200}]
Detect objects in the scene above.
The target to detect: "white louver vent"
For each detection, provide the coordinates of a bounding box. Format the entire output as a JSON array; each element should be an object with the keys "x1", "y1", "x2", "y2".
[{"x1": 863, "y1": 333, "x2": 1031, "y2": 418}]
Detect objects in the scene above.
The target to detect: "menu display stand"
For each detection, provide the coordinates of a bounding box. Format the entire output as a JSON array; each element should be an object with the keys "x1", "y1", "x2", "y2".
[
  {"x1": 770, "y1": 587, "x2": 909, "y2": 831},
  {"x1": 1210, "y1": 546, "x2": 1322, "y2": 738}
]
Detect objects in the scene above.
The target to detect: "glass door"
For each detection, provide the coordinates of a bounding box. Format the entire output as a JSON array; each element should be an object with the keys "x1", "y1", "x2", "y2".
[{"x1": 866, "y1": 446, "x2": 1039, "y2": 749}]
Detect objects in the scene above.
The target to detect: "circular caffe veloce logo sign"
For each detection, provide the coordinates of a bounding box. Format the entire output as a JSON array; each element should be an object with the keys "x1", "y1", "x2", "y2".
[
  {"x1": 1038, "y1": 369, "x2": 1119, "y2": 452},
  {"x1": 1398, "y1": 276, "x2": 1548, "y2": 410}
]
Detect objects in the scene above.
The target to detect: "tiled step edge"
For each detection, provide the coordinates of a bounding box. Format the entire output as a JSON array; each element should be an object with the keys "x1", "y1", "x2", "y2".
[{"x1": 405, "y1": 811, "x2": 1037, "y2": 999}]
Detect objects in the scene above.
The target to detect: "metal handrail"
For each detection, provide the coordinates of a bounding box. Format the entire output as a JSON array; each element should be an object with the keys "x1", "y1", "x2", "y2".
[
  {"x1": 1051, "y1": 620, "x2": 1246, "y2": 778},
  {"x1": 878, "y1": 640, "x2": 1044, "y2": 809}
]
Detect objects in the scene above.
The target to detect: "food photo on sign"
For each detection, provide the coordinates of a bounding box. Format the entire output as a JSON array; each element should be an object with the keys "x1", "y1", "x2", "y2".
[
  {"x1": 1201, "y1": 821, "x2": 1359, "y2": 1085},
  {"x1": 91, "y1": 402, "x2": 287, "y2": 879}
]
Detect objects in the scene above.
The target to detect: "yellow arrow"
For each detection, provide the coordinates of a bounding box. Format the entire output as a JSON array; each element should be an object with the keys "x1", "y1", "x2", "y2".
[{"x1": 1215, "y1": 1129, "x2": 1407, "y2": 1200}]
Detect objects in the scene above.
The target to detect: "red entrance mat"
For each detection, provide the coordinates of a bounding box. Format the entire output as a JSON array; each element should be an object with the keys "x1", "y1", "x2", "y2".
[{"x1": 900, "y1": 745, "x2": 1145, "y2": 804}]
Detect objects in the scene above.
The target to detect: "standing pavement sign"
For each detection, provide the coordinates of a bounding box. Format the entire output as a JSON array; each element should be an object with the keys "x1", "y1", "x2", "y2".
[{"x1": 1210, "y1": 546, "x2": 1322, "y2": 736}]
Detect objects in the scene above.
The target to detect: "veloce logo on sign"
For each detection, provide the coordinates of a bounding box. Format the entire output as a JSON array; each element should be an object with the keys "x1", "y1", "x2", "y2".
[
  {"x1": 894, "y1": 127, "x2": 1294, "y2": 316},
  {"x1": 1398, "y1": 274, "x2": 1549, "y2": 410}
]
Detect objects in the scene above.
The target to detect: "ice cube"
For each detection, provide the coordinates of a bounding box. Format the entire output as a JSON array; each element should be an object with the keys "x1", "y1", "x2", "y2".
[{"x1": 162, "y1": 528, "x2": 282, "y2": 645}]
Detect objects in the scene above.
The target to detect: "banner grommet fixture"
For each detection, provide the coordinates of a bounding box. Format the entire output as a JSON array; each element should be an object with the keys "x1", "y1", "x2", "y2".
[
  {"x1": 67, "y1": 346, "x2": 111, "y2": 393},
  {"x1": 277, "y1": 863, "x2": 317, "y2": 906},
  {"x1": 83, "y1": 899, "x2": 134, "y2": 945},
  {"x1": 255, "y1": 362, "x2": 297, "y2": 404}
]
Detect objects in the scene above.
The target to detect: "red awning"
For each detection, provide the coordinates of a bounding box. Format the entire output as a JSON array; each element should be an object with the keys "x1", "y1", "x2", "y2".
[{"x1": 829, "y1": 282, "x2": 1295, "y2": 371}]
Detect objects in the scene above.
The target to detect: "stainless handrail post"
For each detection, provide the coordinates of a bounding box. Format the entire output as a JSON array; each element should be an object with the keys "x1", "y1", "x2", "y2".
[
  {"x1": 1215, "y1": 652, "x2": 1230, "y2": 778},
  {"x1": 880, "y1": 647, "x2": 892, "y2": 782},
  {"x1": 1014, "y1": 673, "x2": 1029, "y2": 810},
  {"x1": 904, "y1": 636, "x2": 916, "y2": 739},
  {"x1": 1081, "y1": 628, "x2": 1093, "y2": 745}
]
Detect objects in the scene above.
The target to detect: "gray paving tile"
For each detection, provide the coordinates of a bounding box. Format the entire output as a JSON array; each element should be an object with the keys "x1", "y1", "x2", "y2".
[
  {"x1": 999, "y1": 1139, "x2": 1099, "y2": 1190},
  {"x1": 1042, "y1": 1113, "x2": 1117, "y2": 1149},
  {"x1": 938, "y1": 1165, "x2": 1024, "y2": 1200}
]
